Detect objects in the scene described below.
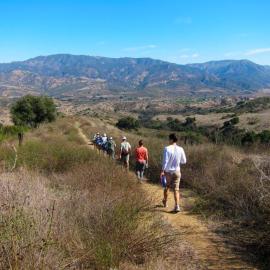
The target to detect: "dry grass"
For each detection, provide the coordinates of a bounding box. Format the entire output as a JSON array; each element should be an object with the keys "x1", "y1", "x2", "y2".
[
  {"x1": 79, "y1": 116, "x2": 270, "y2": 267},
  {"x1": 0, "y1": 116, "x2": 198, "y2": 269}
]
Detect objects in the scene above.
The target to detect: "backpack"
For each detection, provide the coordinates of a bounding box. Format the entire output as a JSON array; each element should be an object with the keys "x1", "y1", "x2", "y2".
[
  {"x1": 121, "y1": 142, "x2": 130, "y2": 156},
  {"x1": 107, "y1": 140, "x2": 114, "y2": 150}
]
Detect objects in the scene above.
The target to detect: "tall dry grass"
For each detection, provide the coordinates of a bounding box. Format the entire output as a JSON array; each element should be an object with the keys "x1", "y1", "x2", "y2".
[
  {"x1": 79, "y1": 116, "x2": 270, "y2": 267},
  {"x1": 0, "y1": 116, "x2": 198, "y2": 269}
]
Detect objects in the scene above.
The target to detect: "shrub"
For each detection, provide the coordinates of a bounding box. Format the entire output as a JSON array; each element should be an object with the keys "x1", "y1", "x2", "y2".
[
  {"x1": 230, "y1": 116, "x2": 240, "y2": 125},
  {"x1": 116, "y1": 117, "x2": 140, "y2": 130},
  {"x1": 0, "y1": 125, "x2": 28, "y2": 142},
  {"x1": 258, "y1": 130, "x2": 270, "y2": 145},
  {"x1": 241, "y1": 131, "x2": 257, "y2": 146},
  {"x1": 17, "y1": 138, "x2": 92, "y2": 173}
]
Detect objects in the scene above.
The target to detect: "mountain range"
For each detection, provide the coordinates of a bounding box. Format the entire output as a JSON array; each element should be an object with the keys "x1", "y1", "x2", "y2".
[{"x1": 0, "y1": 54, "x2": 270, "y2": 98}]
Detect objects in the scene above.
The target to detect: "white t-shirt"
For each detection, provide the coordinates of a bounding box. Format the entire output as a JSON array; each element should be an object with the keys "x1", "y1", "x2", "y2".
[
  {"x1": 162, "y1": 144, "x2": 186, "y2": 173},
  {"x1": 121, "y1": 141, "x2": 131, "y2": 154}
]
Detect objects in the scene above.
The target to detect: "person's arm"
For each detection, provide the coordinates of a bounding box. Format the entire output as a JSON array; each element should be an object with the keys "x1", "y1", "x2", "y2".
[
  {"x1": 180, "y1": 148, "x2": 187, "y2": 164},
  {"x1": 128, "y1": 143, "x2": 131, "y2": 155},
  {"x1": 146, "y1": 149, "x2": 149, "y2": 163},
  {"x1": 119, "y1": 144, "x2": 123, "y2": 159},
  {"x1": 161, "y1": 147, "x2": 168, "y2": 176}
]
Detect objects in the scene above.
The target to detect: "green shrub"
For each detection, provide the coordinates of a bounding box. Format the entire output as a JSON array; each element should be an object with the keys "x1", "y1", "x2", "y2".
[
  {"x1": 0, "y1": 125, "x2": 28, "y2": 142},
  {"x1": 18, "y1": 139, "x2": 92, "y2": 172},
  {"x1": 116, "y1": 117, "x2": 140, "y2": 130},
  {"x1": 258, "y1": 130, "x2": 270, "y2": 145}
]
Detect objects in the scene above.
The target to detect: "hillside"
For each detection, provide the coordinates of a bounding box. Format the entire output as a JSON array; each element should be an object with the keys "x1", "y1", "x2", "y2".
[
  {"x1": 189, "y1": 60, "x2": 270, "y2": 91},
  {"x1": 1, "y1": 55, "x2": 270, "y2": 98}
]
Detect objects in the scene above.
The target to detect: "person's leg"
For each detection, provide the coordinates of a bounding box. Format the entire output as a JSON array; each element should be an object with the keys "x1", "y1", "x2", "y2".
[
  {"x1": 172, "y1": 172, "x2": 181, "y2": 211},
  {"x1": 126, "y1": 155, "x2": 130, "y2": 170},
  {"x1": 140, "y1": 169, "x2": 144, "y2": 180},
  {"x1": 140, "y1": 162, "x2": 146, "y2": 180},
  {"x1": 163, "y1": 173, "x2": 172, "y2": 206},
  {"x1": 136, "y1": 162, "x2": 140, "y2": 179},
  {"x1": 138, "y1": 163, "x2": 144, "y2": 180},
  {"x1": 174, "y1": 190, "x2": 180, "y2": 206}
]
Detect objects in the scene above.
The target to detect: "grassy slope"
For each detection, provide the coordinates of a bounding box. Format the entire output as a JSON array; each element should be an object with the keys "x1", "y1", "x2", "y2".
[{"x1": 0, "y1": 117, "x2": 198, "y2": 270}]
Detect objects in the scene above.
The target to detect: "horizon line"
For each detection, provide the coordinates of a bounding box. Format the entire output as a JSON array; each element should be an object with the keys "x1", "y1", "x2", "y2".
[{"x1": 0, "y1": 53, "x2": 268, "y2": 66}]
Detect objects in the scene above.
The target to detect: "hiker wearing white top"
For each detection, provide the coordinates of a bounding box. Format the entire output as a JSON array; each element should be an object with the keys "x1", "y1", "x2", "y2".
[
  {"x1": 119, "y1": 136, "x2": 131, "y2": 170},
  {"x1": 161, "y1": 133, "x2": 186, "y2": 213}
]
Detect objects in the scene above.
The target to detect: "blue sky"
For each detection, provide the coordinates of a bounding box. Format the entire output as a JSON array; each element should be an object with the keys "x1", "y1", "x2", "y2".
[{"x1": 0, "y1": 0, "x2": 270, "y2": 64}]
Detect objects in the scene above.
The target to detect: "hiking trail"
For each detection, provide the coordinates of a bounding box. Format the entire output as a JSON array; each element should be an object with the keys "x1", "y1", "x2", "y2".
[{"x1": 76, "y1": 122, "x2": 257, "y2": 270}]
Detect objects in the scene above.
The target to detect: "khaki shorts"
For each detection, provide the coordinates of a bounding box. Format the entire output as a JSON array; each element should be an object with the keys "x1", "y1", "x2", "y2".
[
  {"x1": 121, "y1": 154, "x2": 130, "y2": 163},
  {"x1": 165, "y1": 171, "x2": 181, "y2": 191}
]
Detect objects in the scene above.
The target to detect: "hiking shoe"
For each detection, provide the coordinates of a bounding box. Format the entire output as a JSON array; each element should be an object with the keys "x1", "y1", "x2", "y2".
[
  {"x1": 162, "y1": 199, "x2": 168, "y2": 208},
  {"x1": 173, "y1": 205, "x2": 181, "y2": 213}
]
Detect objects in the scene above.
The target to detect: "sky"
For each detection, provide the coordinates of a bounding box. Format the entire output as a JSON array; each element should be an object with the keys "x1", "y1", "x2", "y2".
[{"x1": 0, "y1": 0, "x2": 270, "y2": 65}]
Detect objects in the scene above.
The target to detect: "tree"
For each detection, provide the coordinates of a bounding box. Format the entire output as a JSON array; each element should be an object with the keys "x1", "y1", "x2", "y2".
[
  {"x1": 182, "y1": 117, "x2": 196, "y2": 130},
  {"x1": 116, "y1": 117, "x2": 140, "y2": 130},
  {"x1": 11, "y1": 95, "x2": 57, "y2": 128}
]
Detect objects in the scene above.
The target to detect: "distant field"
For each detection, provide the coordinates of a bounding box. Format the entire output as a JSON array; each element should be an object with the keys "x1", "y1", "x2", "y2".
[
  {"x1": 0, "y1": 107, "x2": 11, "y2": 125},
  {"x1": 153, "y1": 109, "x2": 270, "y2": 131}
]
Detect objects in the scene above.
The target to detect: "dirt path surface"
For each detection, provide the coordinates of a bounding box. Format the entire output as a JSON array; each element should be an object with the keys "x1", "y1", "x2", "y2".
[
  {"x1": 143, "y1": 184, "x2": 256, "y2": 270},
  {"x1": 76, "y1": 123, "x2": 257, "y2": 270}
]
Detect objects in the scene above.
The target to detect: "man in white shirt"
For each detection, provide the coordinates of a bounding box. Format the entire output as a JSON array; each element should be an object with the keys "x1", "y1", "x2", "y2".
[{"x1": 161, "y1": 133, "x2": 187, "y2": 213}]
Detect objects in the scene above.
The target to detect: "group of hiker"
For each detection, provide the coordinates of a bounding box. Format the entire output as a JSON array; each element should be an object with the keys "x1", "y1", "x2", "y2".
[
  {"x1": 92, "y1": 132, "x2": 186, "y2": 213},
  {"x1": 92, "y1": 133, "x2": 148, "y2": 180}
]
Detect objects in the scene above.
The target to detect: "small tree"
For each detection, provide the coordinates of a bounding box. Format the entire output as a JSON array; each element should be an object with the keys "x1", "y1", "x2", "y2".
[
  {"x1": 11, "y1": 95, "x2": 57, "y2": 128},
  {"x1": 116, "y1": 117, "x2": 140, "y2": 130}
]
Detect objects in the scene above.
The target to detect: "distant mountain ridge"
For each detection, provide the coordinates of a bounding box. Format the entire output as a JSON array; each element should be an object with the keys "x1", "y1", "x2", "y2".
[{"x1": 0, "y1": 54, "x2": 270, "y2": 98}]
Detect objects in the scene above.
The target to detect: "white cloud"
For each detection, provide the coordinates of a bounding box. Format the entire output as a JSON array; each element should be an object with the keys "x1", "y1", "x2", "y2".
[
  {"x1": 191, "y1": 53, "x2": 199, "y2": 58},
  {"x1": 245, "y1": 48, "x2": 270, "y2": 56},
  {"x1": 174, "y1": 16, "x2": 192, "y2": 25},
  {"x1": 123, "y1": 44, "x2": 157, "y2": 52}
]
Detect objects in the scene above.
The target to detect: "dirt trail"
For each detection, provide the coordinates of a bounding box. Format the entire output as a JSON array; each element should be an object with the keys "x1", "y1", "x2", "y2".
[
  {"x1": 143, "y1": 184, "x2": 256, "y2": 270},
  {"x1": 76, "y1": 123, "x2": 257, "y2": 270}
]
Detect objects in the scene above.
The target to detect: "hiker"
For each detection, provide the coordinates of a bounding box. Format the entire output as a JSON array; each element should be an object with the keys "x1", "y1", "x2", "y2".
[
  {"x1": 107, "y1": 137, "x2": 116, "y2": 159},
  {"x1": 135, "y1": 140, "x2": 148, "y2": 181},
  {"x1": 119, "y1": 136, "x2": 131, "y2": 169},
  {"x1": 92, "y1": 133, "x2": 98, "y2": 147},
  {"x1": 101, "y1": 133, "x2": 108, "y2": 152},
  {"x1": 95, "y1": 133, "x2": 103, "y2": 151},
  {"x1": 161, "y1": 133, "x2": 186, "y2": 213}
]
